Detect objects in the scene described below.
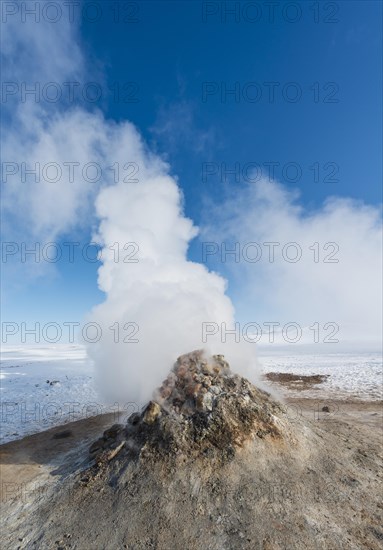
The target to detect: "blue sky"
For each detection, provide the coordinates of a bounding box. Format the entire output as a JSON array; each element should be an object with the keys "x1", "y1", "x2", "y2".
[
  {"x1": 82, "y1": 0, "x2": 382, "y2": 207},
  {"x1": 1, "y1": 0, "x2": 382, "y2": 350}
]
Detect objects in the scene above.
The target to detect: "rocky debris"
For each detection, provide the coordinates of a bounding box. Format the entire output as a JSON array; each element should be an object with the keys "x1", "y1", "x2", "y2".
[
  {"x1": 46, "y1": 380, "x2": 60, "y2": 386},
  {"x1": 92, "y1": 441, "x2": 126, "y2": 467},
  {"x1": 89, "y1": 423, "x2": 125, "y2": 461},
  {"x1": 88, "y1": 350, "x2": 285, "y2": 465}
]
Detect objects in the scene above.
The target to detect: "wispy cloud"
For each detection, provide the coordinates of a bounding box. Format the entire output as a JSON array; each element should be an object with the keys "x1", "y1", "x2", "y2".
[
  {"x1": 202, "y1": 179, "x2": 382, "y2": 349},
  {"x1": 151, "y1": 99, "x2": 216, "y2": 156}
]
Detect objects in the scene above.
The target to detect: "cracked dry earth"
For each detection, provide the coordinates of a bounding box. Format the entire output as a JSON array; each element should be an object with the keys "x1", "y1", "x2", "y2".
[{"x1": 1, "y1": 350, "x2": 382, "y2": 550}]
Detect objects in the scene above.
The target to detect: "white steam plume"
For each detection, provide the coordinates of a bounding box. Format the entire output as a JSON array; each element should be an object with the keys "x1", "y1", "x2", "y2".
[{"x1": 87, "y1": 128, "x2": 257, "y2": 404}]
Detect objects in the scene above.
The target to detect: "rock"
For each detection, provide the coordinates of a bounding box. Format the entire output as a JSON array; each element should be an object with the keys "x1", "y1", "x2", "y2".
[
  {"x1": 180, "y1": 400, "x2": 195, "y2": 416},
  {"x1": 103, "y1": 424, "x2": 123, "y2": 439},
  {"x1": 158, "y1": 384, "x2": 172, "y2": 400},
  {"x1": 128, "y1": 412, "x2": 141, "y2": 426},
  {"x1": 89, "y1": 439, "x2": 104, "y2": 457},
  {"x1": 105, "y1": 441, "x2": 125, "y2": 461},
  {"x1": 202, "y1": 377, "x2": 211, "y2": 388},
  {"x1": 143, "y1": 401, "x2": 161, "y2": 424},
  {"x1": 185, "y1": 382, "x2": 202, "y2": 398},
  {"x1": 52, "y1": 430, "x2": 73, "y2": 440},
  {"x1": 196, "y1": 392, "x2": 214, "y2": 412}
]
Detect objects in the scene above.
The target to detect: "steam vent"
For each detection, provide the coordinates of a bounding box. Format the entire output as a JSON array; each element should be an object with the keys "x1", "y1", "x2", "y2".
[{"x1": 5, "y1": 351, "x2": 382, "y2": 549}]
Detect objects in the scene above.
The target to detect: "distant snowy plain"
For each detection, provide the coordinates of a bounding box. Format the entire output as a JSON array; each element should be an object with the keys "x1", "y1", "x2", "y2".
[{"x1": 1, "y1": 345, "x2": 382, "y2": 443}]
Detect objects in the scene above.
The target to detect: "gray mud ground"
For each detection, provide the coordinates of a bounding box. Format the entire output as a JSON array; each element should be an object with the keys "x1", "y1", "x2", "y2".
[{"x1": 1, "y1": 390, "x2": 382, "y2": 550}]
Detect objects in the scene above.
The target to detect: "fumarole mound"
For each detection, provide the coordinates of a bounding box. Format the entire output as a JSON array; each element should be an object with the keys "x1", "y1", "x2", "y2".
[{"x1": 88, "y1": 350, "x2": 286, "y2": 466}]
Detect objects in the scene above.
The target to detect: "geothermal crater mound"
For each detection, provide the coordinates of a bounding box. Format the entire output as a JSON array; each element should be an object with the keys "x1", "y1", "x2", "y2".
[{"x1": 88, "y1": 350, "x2": 287, "y2": 467}]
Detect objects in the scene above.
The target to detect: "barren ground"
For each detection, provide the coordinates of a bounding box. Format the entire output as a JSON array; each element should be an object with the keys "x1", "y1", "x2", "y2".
[{"x1": 1, "y1": 375, "x2": 382, "y2": 550}]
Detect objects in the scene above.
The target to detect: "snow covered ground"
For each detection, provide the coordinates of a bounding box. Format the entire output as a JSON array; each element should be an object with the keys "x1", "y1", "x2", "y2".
[
  {"x1": 1, "y1": 345, "x2": 382, "y2": 443},
  {"x1": 0, "y1": 345, "x2": 138, "y2": 444}
]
